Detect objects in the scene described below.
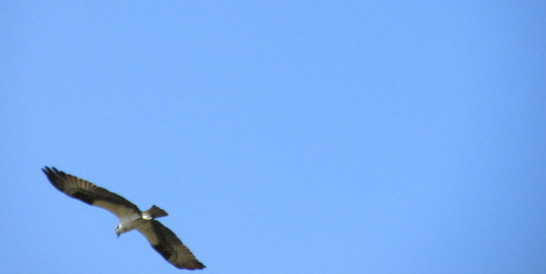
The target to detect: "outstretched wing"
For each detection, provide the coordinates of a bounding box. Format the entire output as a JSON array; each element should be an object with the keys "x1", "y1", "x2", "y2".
[
  {"x1": 42, "y1": 166, "x2": 141, "y2": 218},
  {"x1": 138, "y1": 220, "x2": 205, "y2": 270}
]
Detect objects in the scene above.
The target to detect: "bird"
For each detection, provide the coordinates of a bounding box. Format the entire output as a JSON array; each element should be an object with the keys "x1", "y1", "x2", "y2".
[{"x1": 42, "y1": 166, "x2": 206, "y2": 270}]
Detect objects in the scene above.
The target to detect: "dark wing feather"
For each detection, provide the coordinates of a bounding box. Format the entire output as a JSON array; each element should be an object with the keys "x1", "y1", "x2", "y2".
[
  {"x1": 138, "y1": 220, "x2": 205, "y2": 270},
  {"x1": 42, "y1": 166, "x2": 140, "y2": 218}
]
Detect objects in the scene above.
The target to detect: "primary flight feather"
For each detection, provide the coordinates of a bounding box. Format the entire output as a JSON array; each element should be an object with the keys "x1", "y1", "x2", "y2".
[{"x1": 42, "y1": 166, "x2": 205, "y2": 270}]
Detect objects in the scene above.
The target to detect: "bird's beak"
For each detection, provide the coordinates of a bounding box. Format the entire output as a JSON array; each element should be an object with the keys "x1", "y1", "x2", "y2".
[{"x1": 116, "y1": 232, "x2": 121, "y2": 238}]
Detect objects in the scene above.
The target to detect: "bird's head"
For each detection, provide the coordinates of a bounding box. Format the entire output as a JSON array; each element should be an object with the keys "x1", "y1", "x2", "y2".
[{"x1": 115, "y1": 224, "x2": 125, "y2": 238}]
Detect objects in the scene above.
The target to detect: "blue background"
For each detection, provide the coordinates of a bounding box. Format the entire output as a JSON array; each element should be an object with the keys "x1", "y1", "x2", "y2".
[{"x1": 2, "y1": 1, "x2": 546, "y2": 273}]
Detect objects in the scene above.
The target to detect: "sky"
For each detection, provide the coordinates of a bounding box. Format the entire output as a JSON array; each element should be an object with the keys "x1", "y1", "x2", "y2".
[{"x1": 1, "y1": 1, "x2": 546, "y2": 273}]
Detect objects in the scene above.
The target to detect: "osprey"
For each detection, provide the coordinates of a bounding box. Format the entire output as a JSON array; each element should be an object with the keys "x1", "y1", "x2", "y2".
[{"x1": 42, "y1": 167, "x2": 205, "y2": 270}]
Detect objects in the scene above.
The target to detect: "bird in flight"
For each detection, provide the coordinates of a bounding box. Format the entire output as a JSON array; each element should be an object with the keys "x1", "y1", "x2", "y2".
[{"x1": 42, "y1": 166, "x2": 205, "y2": 270}]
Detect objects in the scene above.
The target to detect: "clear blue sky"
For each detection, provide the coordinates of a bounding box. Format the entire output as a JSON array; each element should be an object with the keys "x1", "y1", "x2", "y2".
[{"x1": 2, "y1": 1, "x2": 546, "y2": 273}]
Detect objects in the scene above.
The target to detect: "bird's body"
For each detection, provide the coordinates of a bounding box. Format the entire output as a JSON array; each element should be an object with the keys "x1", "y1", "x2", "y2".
[
  {"x1": 42, "y1": 166, "x2": 205, "y2": 270},
  {"x1": 118, "y1": 211, "x2": 145, "y2": 234}
]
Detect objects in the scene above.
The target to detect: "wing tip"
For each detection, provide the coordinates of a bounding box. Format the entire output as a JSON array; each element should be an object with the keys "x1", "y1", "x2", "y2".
[
  {"x1": 41, "y1": 166, "x2": 52, "y2": 174},
  {"x1": 193, "y1": 261, "x2": 206, "y2": 269},
  {"x1": 42, "y1": 166, "x2": 63, "y2": 188},
  {"x1": 42, "y1": 166, "x2": 61, "y2": 176},
  {"x1": 175, "y1": 261, "x2": 206, "y2": 270}
]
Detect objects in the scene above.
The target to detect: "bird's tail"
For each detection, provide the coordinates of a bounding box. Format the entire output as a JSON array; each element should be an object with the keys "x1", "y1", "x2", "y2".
[{"x1": 143, "y1": 205, "x2": 169, "y2": 219}]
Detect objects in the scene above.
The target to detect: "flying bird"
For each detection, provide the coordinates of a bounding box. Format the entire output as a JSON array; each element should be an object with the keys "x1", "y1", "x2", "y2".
[{"x1": 42, "y1": 166, "x2": 205, "y2": 270}]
